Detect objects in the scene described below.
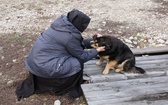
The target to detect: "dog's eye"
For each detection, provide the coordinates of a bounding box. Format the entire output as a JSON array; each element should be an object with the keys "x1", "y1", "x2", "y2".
[
  {"x1": 100, "y1": 42, "x2": 107, "y2": 46},
  {"x1": 105, "y1": 44, "x2": 111, "y2": 49}
]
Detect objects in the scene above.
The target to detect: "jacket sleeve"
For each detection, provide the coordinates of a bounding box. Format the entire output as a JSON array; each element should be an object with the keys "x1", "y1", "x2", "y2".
[
  {"x1": 82, "y1": 38, "x2": 93, "y2": 49},
  {"x1": 65, "y1": 37, "x2": 98, "y2": 62}
]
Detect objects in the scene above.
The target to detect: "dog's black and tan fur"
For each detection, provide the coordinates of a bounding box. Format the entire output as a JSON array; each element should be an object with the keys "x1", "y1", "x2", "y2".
[{"x1": 91, "y1": 35, "x2": 145, "y2": 74}]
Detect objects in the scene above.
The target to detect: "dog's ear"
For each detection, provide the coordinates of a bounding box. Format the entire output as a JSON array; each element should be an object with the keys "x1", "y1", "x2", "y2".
[
  {"x1": 100, "y1": 42, "x2": 111, "y2": 50},
  {"x1": 93, "y1": 34, "x2": 98, "y2": 40},
  {"x1": 105, "y1": 43, "x2": 111, "y2": 50},
  {"x1": 103, "y1": 42, "x2": 111, "y2": 50}
]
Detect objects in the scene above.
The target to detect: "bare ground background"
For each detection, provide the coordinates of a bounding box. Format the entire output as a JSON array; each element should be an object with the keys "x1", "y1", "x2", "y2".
[{"x1": 0, "y1": 0, "x2": 168, "y2": 105}]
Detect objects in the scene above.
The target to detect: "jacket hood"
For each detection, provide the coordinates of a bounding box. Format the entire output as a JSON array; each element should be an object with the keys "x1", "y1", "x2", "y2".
[
  {"x1": 67, "y1": 9, "x2": 90, "y2": 32},
  {"x1": 50, "y1": 15, "x2": 80, "y2": 34}
]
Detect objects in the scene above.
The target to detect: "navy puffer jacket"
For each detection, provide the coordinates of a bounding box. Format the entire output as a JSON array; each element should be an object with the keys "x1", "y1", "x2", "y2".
[{"x1": 25, "y1": 15, "x2": 98, "y2": 78}]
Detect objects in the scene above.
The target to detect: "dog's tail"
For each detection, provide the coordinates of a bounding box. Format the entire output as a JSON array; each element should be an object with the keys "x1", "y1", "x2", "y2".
[
  {"x1": 132, "y1": 66, "x2": 146, "y2": 74},
  {"x1": 123, "y1": 59, "x2": 146, "y2": 74}
]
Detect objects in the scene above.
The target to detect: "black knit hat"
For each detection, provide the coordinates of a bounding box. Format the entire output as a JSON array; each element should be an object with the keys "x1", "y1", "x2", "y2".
[{"x1": 67, "y1": 9, "x2": 91, "y2": 32}]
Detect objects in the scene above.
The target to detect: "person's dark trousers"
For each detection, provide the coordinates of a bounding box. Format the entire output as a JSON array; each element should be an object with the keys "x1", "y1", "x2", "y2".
[
  {"x1": 34, "y1": 70, "x2": 84, "y2": 98},
  {"x1": 15, "y1": 73, "x2": 35, "y2": 101},
  {"x1": 34, "y1": 59, "x2": 84, "y2": 98},
  {"x1": 15, "y1": 59, "x2": 84, "y2": 101}
]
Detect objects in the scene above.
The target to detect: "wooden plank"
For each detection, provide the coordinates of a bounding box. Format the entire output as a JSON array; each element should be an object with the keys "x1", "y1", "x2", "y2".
[
  {"x1": 84, "y1": 87, "x2": 168, "y2": 101},
  {"x1": 139, "y1": 64, "x2": 168, "y2": 69},
  {"x1": 131, "y1": 46, "x2": 168, "y2": 55},
  {"x1": 83, "y1": 61, "x2": 168, "y2": 76},
  {"x1": 136, "y1": 63, "x2": 168, "y2": 71},
  {"x1": 82, "y1": 76, "x2": 168, "y2": 105},
  {"x1": 135, "y1": 54, "x2": 168, "y2": 61},
  {"x1": 136, "y1": 59, "x2": 167, "y2": 64},
  {"x1": 85, "y1": 58, "x2": 168, "y2": 67},
  {"x1": 83, "y1": 54, "x2": 168, "y2": 77},
  {"x1": 82, "y1": 54, "x2": 168, "y2": 105},
  {"x1": 83, "y1": 69, "x2": 168, "y2": 84},
  {"x1": 84, "y1": 52, "x2": 168, "y2": 66},
  {"x1": 84, "y1": 54, "x2": 168, "y2": 66},
  {"x1": 89, "y1": 71, "x2": 167, "y2": 83},
  {"x1": 125, "y1": 71, "x2": 167, "y2": 79},
  {"x1": 111, "y1": 100, "x2": 168, "y2": 105},
  {"x1": 82, "y1": 76, "x2": 168, "y2": 92},
  {"x1": 88, "y1": 96, "x2": 168, "y2": 105},
  {"x1": 83, "y1": 66, "x2": 104, "y2": 75},
  {"x1": 89, "y1": 74, "x2": 127, "y2": 83}
]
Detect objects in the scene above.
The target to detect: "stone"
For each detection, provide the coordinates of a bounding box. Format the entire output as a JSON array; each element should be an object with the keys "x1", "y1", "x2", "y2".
[
  {"x1": 129, "y1": 36, "x2": 134, "y2": 40},
  {"x1": 101, "y1": 21, "x2": 106, "y2": 26},
  {"x1": 133, "y1": 41, "x2": 138, "y2": 45},
  {"x1": 12, "y1": 59, "x2": 17, "y2": 63},
  {"x1": 54, "y1": 100, "x2": 61, "y2": 105},
  {"x1": 1, "y1": 56, "x2": 4, "y2": 60},
  {"x1": 157, "y1": 39, "x2": 165, "y2": 44},
  {"x1": 7, "y1": 80, "x2": 14, "y2": 86},
  {"x1": 0, "y1": 46, "x2": 3, "y2": 53},
  {"x1": 124, "y1": 39, "x2": 132, "y2": 44},
  {"x1": 97, "y1": 28, "x2": 102, "y2": 31},
  {"x1": 165, "y1": 40, "x2": 168, "y2": 45}
]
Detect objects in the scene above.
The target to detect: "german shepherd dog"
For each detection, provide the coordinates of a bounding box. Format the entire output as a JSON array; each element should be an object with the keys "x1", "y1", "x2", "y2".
[{"x1": 90, "y1": 35, "x2": 146, "y2": 74}]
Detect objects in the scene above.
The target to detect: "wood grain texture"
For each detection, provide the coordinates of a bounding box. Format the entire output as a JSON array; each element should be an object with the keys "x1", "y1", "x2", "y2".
[{"x1": 82, "y1": 54, "x2": 168, "y2": 105}]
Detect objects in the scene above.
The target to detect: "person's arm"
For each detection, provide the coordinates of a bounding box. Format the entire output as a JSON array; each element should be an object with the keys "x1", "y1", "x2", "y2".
[
  {"x1": 82, "y1": 38, "x2": 92, "y2": 49},
  {"x1": 65, "y1": 37, "x2": 105, "y2": 62}
]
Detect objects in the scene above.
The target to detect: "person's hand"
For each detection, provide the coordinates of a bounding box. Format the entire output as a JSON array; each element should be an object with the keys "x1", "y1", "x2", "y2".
[
  {"x1": 96, "y1": 46, "x2": 105, "y2": 52},
  {"x1": 95, "y1": 33, "x2": 103, "y2": 37}
]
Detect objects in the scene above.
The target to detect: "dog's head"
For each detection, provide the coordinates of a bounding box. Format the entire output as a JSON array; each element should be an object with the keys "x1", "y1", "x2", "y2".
[{"x1": 90, "y1": 35, "x2": 111, "y2": 50}]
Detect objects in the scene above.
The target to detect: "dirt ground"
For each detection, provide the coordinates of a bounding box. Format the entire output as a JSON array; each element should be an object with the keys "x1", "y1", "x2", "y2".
[{"x1": 0, "y1": 0, "x2": 168, "y2": 105}]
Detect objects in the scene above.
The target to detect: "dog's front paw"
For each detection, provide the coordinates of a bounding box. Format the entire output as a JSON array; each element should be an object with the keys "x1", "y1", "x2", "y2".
[
  {"x1": 115, "y1": 69, "x2": 121, "y2": 73},
  {"x1": 96, "y1": 62, "x2": 102, "y2": 66},
  {"x1": 102, "y1": 70, "x2": 109, "y2": 75}
]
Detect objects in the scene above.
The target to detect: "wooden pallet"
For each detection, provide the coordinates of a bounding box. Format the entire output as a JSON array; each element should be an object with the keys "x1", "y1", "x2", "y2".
[{"x1": 82, "y1": 47, "x2": 168, "y2": 105}]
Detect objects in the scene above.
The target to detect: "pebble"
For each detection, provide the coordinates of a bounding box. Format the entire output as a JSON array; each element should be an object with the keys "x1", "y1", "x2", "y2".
[
  {"x1": 43, "y1": 98, "x2": 48, "y2": 101},
  {"x1": 5, "y1": 17, "x2": 10, "y2": 20},
  {"x1": 101, "y1": 21, "x2": 106, "y2": 26},
  {"x1": 0, "y1": 46, "x2": 3, "y2": 53},
  {"x1": 0, "y1": 46, "x2": 3, "y2": 50},
  {"x1": 0, "y1": 73, "x2": 2, "y2": 76},
  {"x1": 1, "y1": 56, "x2": 4, "y2": 60},
  {"x1": 97, "y1": 28, "x2": 102, "y2": 31},
  {"x1": 108, "y1": 29, "x2": 112, "y2": 33},
  {"x1": 165, "y1": 40, "x2": 168, "y2": 45},
  {"x1": 133, "y1": 41, "x2": 138, "y2": 45},
  {"x1": 7, "y1": 80, "x2": 14, "y2": 86},
  {"x1": 54, "y1": 100, "x2": 61, "y2": 105},
  {"x1": 134, "y1": 37, "x2": 138, "y2": 40},
  {"x1": 155, "y1": 44, "x2": 166, "y2": 47},
  {"x1": 148, "y1": 39, "x2": 154, "y2": 43},
  {"x1": 124, "y1": 39, "x2": 132, "y2": 44},
  {"x1": 12, "y1": 59, "x2": 17, "y2": 63},
  {"x1": 11, "y1": 44, "x2": 14, "y2": 47},
  {"x1": 129, "y1": 36, "x2": 134, "y2": 40},
  {"x1": 127, "y1": 43, "x2": 134, "y2": 48},
  {"x1": 22, "y1": 48, "x2": 26, "y2": 52},
  {"x1": 157, "y1": 39, "x2": 165, "y2": 44}
]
